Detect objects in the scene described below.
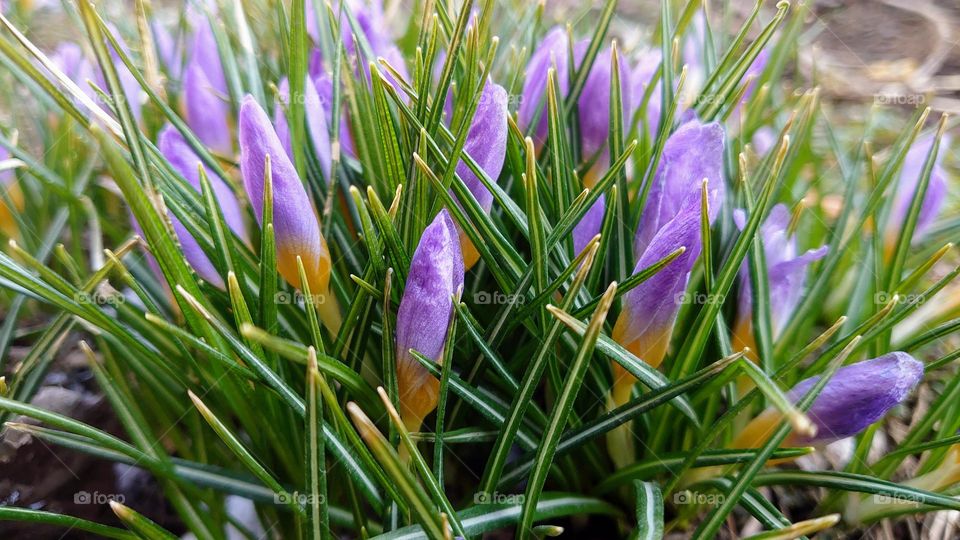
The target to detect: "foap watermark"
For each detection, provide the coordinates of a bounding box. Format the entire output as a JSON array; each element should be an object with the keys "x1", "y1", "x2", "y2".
[
  {"x1": 673, "y1": 490, "x2": 724, "y2": 506},
  {"x1": 874, "y1": 291, "x2": 926, "y2": 306},
  {"x1": 675, "y1": 291, "x2": 725, "y2": 305},
  {"x1": 474, "y1": 491, "x2": 525, "y2": 505},
  {"x1": 473, "y1": 291, "x2": 525, "y2": 306},
  {"x1": 274, "y1": 291, "x2": 327, "y2": 305},
  {"x1": 872, "y1": 493, "x2": 921, "y2": 507},
  {"x1": 74, "y1": 290, "x2": 126, "y2": 306},
  {"x1": 74, "y1": 490, "x2": 125, "y2": 505},
  {"x1": 274, "y1": 491, "x2": 326, "y2": 505},
  {"x1": 874, "y1": 93, "x2": 925, "y2": 107}
]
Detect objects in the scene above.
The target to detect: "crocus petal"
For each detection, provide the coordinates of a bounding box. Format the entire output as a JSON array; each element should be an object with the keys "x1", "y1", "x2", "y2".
[
  {"x1": 181, "y1": 20, "x2": 231, "y2": 155},
  {"x1": 787, "y1": 352, "x2": 923, "y2": 445},
  {"x1": 613, "y1": 198, "x2": 702, "y2": 367},
  {"x1": 634, "y1": 118, "x2": 725, "y2": 258},
  {"x1": 518, "y1": 26, "x2": 570, "y2": 145},
  {"x1": 395, "y1": 209, "x2": 464, "y2": 430},
  {"x1": 456, "y1": 81, "x2": 508, "y2": 212},
  {"x1": 341, "y1": 0, "x2": 410, "y2": 91},
  {"x1": 572, "y1": 194, "x2": 605, "y2": 255},
  {"x1": 239, "y1": 95, "x2": 331, "y2": 298},
  {"x1": 733, "y1": 204, "x2": 827, "y2": 337},
  {"x1": 887, "y1": 133, "x2": 949, "y2": 244},
  {"x1": 275, "y1": 77, "x2": 334, "y2": 182},
  {"x1": 49, "y1": 42, "x2": 98, "y2": 103},
  {"x1": 577, "y1": 43, "x2": 632, "y2": 160},
  {"x1": 158, "y1": 125, "x2": 246, "y2": 240},
  {"x1": 631, "y1": 48, "x2": 662, "y2": 138},
  {"x1": 314, "y1": 70, "x2": 356, "y2": 159},
  {"x1": 151, "y1": 21, "x2": 183, "y2": 81},
  {"x1": 157, "y1": 126, "x2": 247, "y2": 287}
]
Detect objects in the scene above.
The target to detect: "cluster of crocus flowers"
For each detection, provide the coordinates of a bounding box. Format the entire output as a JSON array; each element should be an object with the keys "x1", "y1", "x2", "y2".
[
  {"x1": 156, "y1": 125, "x2": 247, "y2": 288},
  {"x1": 395, "y1": 209, "x2": 464, "y2": 441},
  {"x1": 731, "y1": 204, "x2": 828, "y2": 368},
  {"x1": 730, "y1": 352, "x2": 924, "y2": 449},
  {"x1": 451, "y1": 80, "x2": 508, "y2": 269},
  {"x1": 238, "y1": 95, "x2": 340, "y2": 332}
]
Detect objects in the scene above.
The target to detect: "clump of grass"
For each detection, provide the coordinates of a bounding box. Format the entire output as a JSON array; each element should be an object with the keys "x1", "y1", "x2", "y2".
[{"x1": 0, "y1": 0, "x2": 957, "y2": 539}]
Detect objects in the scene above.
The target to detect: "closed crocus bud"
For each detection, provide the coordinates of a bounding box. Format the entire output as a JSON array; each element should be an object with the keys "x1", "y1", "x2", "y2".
[
  {"x1": 454, "y1": 80, "x2": 508, "y2": 269},
  {"x1": 884, "y1": 133, "x2": 949, "y2": 255},
  {"x1": 732, "y1": 352, "x2": 924, "y2": 449},
  {"x1": 572, "y1": 194, "x2": 606, "y2": 255},
  {"x1": 0, "y1": 147, "x2": 24, "y2": 239},
  {"x1": 342, "y1": 0, "x2": 410, "y2": 89},
  {"x1": 396, "y1": 209, "x2": 464, "y2": 437},
  {"x1": 518, "y1": 27, "x2": 631, "y2": 188},
  {"x1": 579, "y1": 44, "x2": 632, "y2": 186},
  {"x1": 183, "y1": 22, "x2": 232, "y2": 155},
  {"x1": 274, "y1": 77, "x2": 333, "y2": 182},
  {"x1": 151, "y1": 21, "x2": 183, "y2": 81},
  {"x1": 157, "y1": 125, "x2": 247, "y2": 288},
  {"x1": 607, "y1": 199, "x2": 702, "y2": 467},
  {"x1": 634, "y1": 118, "x2": 725, "y2": 258},
  {"x1": 632, "y1": 48, "x2": 662, "y2": 138},
  {"x1": 239, "y1": 95, "x2": 340, "y2": 331},
  {"x1": 518, "y1": 27, "x2": 570, "y2": 145},
  {"x1": 49, "y1": 42, "x2": 98, "y2": 104},
  {"x1": 731, "y1": 204, "x2": 828, "y2": 360}
]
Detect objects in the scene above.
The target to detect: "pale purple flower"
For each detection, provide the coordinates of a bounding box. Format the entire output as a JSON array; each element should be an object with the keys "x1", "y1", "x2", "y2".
[
  {"x1": 886, "y1": 133, "x2": 949, "y2": 244},
  {"x1": 151, "y1": 21, "x2": 183, "y2": 81},
  {"x1": 733, "y1": 204, "x2": 827, "y2": 337},
  {"x1": 613, "y1": 198, "x2": 702, "y2": 367},
  {"x1": 633, "y1": 118, "x2": 725, "y2": 258},
  {"x1": 517, "y1": 27, "x2": 631, "y2": 166},
  {"x1": 572, "y1": 195, "x2": 605, "y2": 255},
  {"x1": 274, "y1": 77, "x2": 333, "y2": 181},
  {"x1": 239, "y1": 95, "x2": 332, "y2": 298},
  {"x1": 396, "y1": 209, "x2": 464, "y2": 430},
  {"x1": 786, "y1": 352, "x2": 923, "y2": 445},
  {"x1": 183, "y1": 21, "x2": 232, "y2": 155},
  {"x1": 631, "y1": 48, "x2": 662, "y2": 137}
]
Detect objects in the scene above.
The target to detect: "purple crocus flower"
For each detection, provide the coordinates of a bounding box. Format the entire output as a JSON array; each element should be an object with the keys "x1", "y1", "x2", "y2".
[
  {"x1": 631, "y1": 48, "x2": 662, "y2": 138},
  {"x1": 156, "y1": 125, "x2": 247, "y2": 288},
  {"x1": 451, "y1": 80, "x2": 508, "y2": 269},
  {"x1": 518, "y1": 27, "x2": 569, "y2": 145},
  {"x1": 274, "y1": 77, "x2": 333, "y2": 181},
  {"x1": 884, "y1": 133, "x2": 949, "y2": 252},
  {"x1": 49, "y1": 42, "x2": 98, "y2": 104},
  {"x1": 633, "y1": 118, "x2": 725, "y2": 259},
  {"x1": 183, "y1": 22, "x2": 232, "y2": 155},
  {"x1": 611, "y1": 198, "x2": 702, "y2": 398},
  {"x1": 395, "y1": 209, "x2": 464, "y2": 432},
  {"x1": 607, "y1": 198, "x2": 702, "y2": 467},
  {"x1": 517, "y1": 27, "x2": 631, "y2": 186},
  {"x1": 732, "y1": 352, "x2": 923, "y2": 448},
  {"x1": 239, "y1": 95, "x2": 337, "y2": 329},
  {"x1": 151, "y1": 20, "x2": 183, "y2": 81},
  {"x1": 572, "y1": 195, "x2": 605, "y2": 255},
  {"x1": 342, "y1": 0, "x2": 410, "y2": 87},
  {"x1": 159, "y1": 126, "x2": 247, "y2": 235},
  {"x1": 731, "y1": 204, "x2": 828, "y2": 351}
]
